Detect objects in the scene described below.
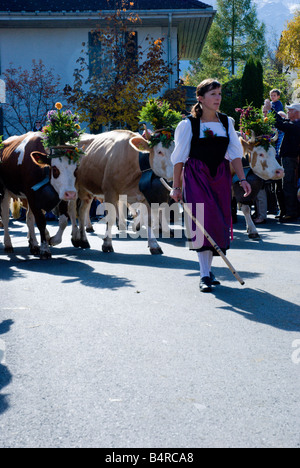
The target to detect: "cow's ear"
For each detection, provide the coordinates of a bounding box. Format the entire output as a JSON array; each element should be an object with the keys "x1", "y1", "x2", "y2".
[
  {"x1": 30, "y1": 151, "x2": 50, "y2": 166},
  {"x1": 239, "y1": 137, "x2": 255, "y2": 153},
  {"x1": 129, "y1": 136, "x2": 150, "y2": 153}
]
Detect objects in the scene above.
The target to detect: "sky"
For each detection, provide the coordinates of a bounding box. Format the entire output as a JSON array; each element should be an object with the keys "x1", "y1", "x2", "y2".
[
  {"x1": 180, "y1": 0, "x2": 300, "y2": 74},
  {"x1": 206, "y1": 0, "x2": 300, "y2": 39}
]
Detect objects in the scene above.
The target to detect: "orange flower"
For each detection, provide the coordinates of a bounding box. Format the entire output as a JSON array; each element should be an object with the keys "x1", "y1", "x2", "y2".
[{"x1": 55, "y1": 102, "x2": 63, "y2": 110}]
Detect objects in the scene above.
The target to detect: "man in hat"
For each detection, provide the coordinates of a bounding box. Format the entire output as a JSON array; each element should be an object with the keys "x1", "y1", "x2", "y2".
[{"x1": 264, "y1": 101, "x2": 300, "y2": 222}]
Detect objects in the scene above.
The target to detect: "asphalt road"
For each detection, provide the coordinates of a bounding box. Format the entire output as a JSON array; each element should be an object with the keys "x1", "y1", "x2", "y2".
[{"x1": 0, "y1": 213, "x2": 299, "y2": 448}]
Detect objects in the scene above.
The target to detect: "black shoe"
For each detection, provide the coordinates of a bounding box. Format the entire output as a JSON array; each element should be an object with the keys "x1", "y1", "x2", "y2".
[
  {"x1": 200, "y1": 276, "x2": 212, "y2": 293},
  {"x1": 210, "y1": 272, "x2": 221, "y2": 285},
  {"x1": 280, "y1": 215, "x2": 298, "y2": 223}
]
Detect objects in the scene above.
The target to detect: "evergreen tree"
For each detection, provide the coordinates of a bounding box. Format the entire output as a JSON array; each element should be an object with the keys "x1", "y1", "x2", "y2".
[
  {"x1": 185, "y1": 0, "x2": 266, "y2": 82},
  {"x1": 241, "y1": 56, "x2": 264, "y2": 108},
  {"x1": 218, "y1": 0, "x2": 266, "y2": 75}
]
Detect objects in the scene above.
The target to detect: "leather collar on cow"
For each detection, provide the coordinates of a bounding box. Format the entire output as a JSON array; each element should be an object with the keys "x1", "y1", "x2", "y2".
[
  {"x1": 139, "y1": 152, "x2": 151, "y2": 173},
  {"x1": 31, "y1": 166, "x2": 50, "y2": 192}
]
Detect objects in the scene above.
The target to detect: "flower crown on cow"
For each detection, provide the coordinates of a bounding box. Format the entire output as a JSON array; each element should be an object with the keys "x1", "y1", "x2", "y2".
[
  {"x1": 138, "y1": 99, "x2": 182, "y2": 148},
  {"x1": 235, "y1": 105, "x2": 276, "y2": 151},
  {"x1": 42, "y1": 102, "x2": 85, "y2": 164},
  {"x1": 0, "y1": 135, "x2": 3, "y2": 149}
]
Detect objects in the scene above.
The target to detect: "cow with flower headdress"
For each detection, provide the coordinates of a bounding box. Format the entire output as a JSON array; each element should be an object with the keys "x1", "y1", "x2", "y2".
[
  {"x1": 51, "y1": 99, "x2": 182, "y2": 255},
  {"x1": 0, "y1": 103, "x2": 83, "y2": 258},
  {"x1": 233, "y1": 106, "x2": 285, "y2": 238}
]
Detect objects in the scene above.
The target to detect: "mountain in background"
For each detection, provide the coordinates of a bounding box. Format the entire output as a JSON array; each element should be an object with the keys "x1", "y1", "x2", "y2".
[
  {"x1": 206, "y1": 0, "x2": 299, "y2": 44},
  {"x1": 254, "y1": 0, "x2": 298, "y2": 43},
  {"x1": 180, "y1": 1, "x2": 299, "y2": 74}
]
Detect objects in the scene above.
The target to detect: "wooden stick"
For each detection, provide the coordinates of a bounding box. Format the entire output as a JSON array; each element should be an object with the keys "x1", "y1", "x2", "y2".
[{"x1": 160, "y1": 178, "x2": 245, "y2": 285}]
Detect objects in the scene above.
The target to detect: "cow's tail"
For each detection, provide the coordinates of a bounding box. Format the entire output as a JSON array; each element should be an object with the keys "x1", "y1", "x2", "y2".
[{"x1": 11, "y1": 198, "x2": 22, "y2": 219}]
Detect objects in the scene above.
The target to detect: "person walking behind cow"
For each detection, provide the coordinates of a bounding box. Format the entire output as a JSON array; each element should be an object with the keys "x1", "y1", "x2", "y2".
[
  {"x1": 170, "y1": 79, "x2": 251, "y2": 292},
  {"x1": 269, "y1": 88, "x2": 285, "y2": 159},
  {"x1": 254, "y1": 95, "x2": 285, "y2": 224},
  {"x1": 264, "y1": 101, "x2": 300, "y2": 222},
  {"x1": 32, "y1": 120, "x2": 43, "y2": 132},
  {"x1": 265, "y1": 90, "x2": 285, "y2": 217}
]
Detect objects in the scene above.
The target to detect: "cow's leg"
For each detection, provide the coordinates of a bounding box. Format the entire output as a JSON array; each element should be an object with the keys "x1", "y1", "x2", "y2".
[
  {"x1": 102, "y1": 220, "x2": 114, "y2": 253},
  {"x1": 67, "y1": 199, "x2": 81, "y2": 248},
  {"x1": 27, "y1": 198, "x2": 51, "y2": 259},
  {"x1": 26, "y1": 206, "x2": 40, "y2": 255},
  {"x1": 240, "y1": 204, "x2": 260, "y2": 239},
  {"x1": 76, "y1": 197, "x2": 91, "y2": 249},
  {"x1": 148, "y1": 225, "x2": 163, "y2": 254},
  {"x1": 1, "y1": 192, "x2": 14, "y2": 253},
  {"x1": 102, "y1": 193, "x2": 118, "y2": 253},
  {"x1": 146, "y1": 204, "x2": 163, "y2": 255},
  {"x1": 50, "y1": 201, "x2": 69, "y2": 246},
  {"x1": 36, "y1": 212, "x2": 52, "y2": 259},
  {"x1": 85, "y1": 199, "x2": 94, "y2": 233}
]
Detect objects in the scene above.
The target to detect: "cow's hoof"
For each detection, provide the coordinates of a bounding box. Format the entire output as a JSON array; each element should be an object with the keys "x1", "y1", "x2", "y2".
[
  {"x1": 30, "y1": 245, "x2": 40, "y2": 256},
  {"x1": 49, "y1": 236, "x2": 61, "y2": 246},
  {"x1": 80, "y1": 240, "x2": 91, "y2": 249},
  {"x1": 150, "y1": 247, "x2": 163, "y2": 255},
  {"x1": 40, "y1": 251, "x2": 52, "y2": 260},
  {"x1": 4, "y1": 246, "x2": 14, "y2": 254},
  {"x1": 102, "y1": 244, "x2": 114, "y2": 253},
  {"x1": 86, "y1": 226, "x2": 95, "y2": 233},
  {"x1": 71, "y1": 238, "x2": 81, "y2": 248},
  {"x1": 248, "y1": 232, "x2": 260, "y2": 239}
]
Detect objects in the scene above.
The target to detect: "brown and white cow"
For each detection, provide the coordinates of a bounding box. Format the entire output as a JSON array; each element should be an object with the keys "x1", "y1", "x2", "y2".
[
  {"x1": 51, "y1": 129, "x2": 174, "y2": 255},
  {"x1": 232, "y1": 135, "x2": 284, "y2": 238},
  {"x1": 0, "y1": 132, "x2": 77, "y2": 258}
]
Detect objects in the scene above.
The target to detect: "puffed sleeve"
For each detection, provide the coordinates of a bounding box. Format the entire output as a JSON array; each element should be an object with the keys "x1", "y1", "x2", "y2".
[
  {"x1": 171, "y1": 119, "x2": 193, "y2": 165},
  {"x1": 226, "y1": 118, "x2": 243, "y2": 161}
]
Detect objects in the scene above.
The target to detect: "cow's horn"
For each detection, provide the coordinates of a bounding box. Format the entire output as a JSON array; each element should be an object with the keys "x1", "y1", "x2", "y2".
[
  {"x1": 249, "y1": 130, "x2": 256, "y2": 143},
  {"x1": 271, "y1": 129, "x2": 278, "y2": 142},
  {"x1": 143, "y1": 124, "x2": 151, "y2": 141}
]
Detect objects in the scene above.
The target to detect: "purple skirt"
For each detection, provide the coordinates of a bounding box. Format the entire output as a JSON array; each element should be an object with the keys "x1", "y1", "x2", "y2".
[{"x1": 183, "y1": 158, "x2": 232, "y2": 254}]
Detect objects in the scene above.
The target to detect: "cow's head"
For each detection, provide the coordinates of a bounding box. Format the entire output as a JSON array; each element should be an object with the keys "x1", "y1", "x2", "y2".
[
  {"x1": 240, "y1": 136, "x2": 284, "y2": 181},
  {"x1": 129, "y1": 131, "x2": 174, "y2": 181},
  {"x1": 31, "y1": 151, "x2": 77, "y2": 201}
]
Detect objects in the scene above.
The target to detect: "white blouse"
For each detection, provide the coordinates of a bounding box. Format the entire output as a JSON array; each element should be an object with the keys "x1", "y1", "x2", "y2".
[{"x1": 171, "y1": 117, "x2": 243, "y2": 165}]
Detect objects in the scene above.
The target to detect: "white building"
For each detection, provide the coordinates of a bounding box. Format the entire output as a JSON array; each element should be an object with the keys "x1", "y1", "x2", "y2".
[{"x1": 0, "y1": 0, "x2": 215, "y2": 134}]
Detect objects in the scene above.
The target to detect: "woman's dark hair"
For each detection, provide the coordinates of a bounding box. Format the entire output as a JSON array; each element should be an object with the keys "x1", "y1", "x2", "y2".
[{"x1": 191, "y1": 78, "x2": 221, "y2": 118}]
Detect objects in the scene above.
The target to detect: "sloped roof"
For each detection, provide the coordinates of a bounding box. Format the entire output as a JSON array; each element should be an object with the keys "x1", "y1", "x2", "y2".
[
  {"x1": 0, "y1": 0, "x2": 215, "y2": 60},
  {"x1": 0, "y1": 0, "x2": 212, "y2": 12}
]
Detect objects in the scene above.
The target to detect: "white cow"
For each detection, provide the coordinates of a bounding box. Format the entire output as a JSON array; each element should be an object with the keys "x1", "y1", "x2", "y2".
[
  {"x1": 51, "y1": 130, "x2": 174, "y2": 255},
  {"x1": 0, "y1": 132, "x2": 78, "y2": 258},
  {"x1": 233, "y1": 133, "x2": 284, "y2": 238}
]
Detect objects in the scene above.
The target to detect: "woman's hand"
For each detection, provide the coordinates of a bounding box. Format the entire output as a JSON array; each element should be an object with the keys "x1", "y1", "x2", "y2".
[
  {"x1": 170, "y1": 187, "x2": 183, "y2": 203},
  {"x1": 240, "y1": 180, "x2": 252, "y2": 197},
  {"x1": 263, "y1": 98, "x2": 272, "y2": 113}
]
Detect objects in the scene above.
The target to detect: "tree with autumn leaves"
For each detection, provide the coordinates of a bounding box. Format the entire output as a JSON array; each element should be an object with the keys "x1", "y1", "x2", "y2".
[
  {"x1": 64, "y1": 5, "x2": 173, "y2": 132},
  {"x1": 2, "y1": 2, "x2": 175, "y2": 136},
  {"x1": 2, "y1": 59, "x2": 62, "y2": 136},
  {"x1": 277, "y1": 10, "x2": 300, "y2": 77}
]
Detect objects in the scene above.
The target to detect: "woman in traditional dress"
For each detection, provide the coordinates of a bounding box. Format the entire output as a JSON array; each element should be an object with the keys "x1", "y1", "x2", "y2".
[{"x1": 170, "y1": 79, "x2": 251, "y2": 292}]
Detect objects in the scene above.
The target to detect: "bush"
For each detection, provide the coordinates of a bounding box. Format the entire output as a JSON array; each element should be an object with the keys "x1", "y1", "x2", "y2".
[{"x1": 220, "y1": 78, "x2": 242, "y2": 127}]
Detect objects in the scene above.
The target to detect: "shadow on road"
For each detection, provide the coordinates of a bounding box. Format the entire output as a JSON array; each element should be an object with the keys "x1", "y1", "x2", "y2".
[
  {"x1": 213, "y1": 286, "x2": 300, "y2": 332},
  {"x1": 0, "y1": 320, "x2": 14, "y2": 415},
  {"x1": 0, "y1": 252, "x2": 133, "y2": 290}
]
